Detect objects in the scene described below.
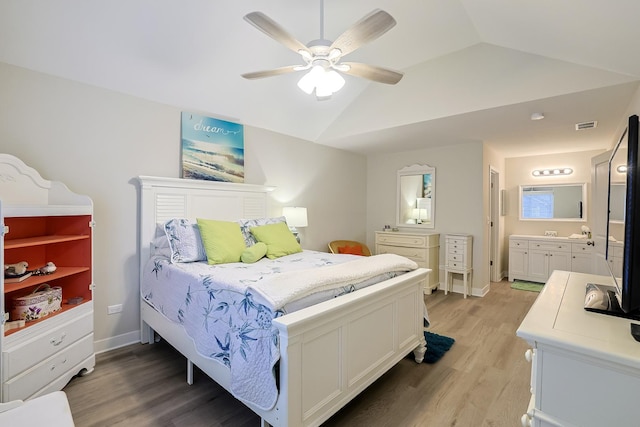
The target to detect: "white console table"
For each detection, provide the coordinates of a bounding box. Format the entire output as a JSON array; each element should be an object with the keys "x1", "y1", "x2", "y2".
[{"x1": 517, "y1": 270, "x2": 640, "y2": 427}]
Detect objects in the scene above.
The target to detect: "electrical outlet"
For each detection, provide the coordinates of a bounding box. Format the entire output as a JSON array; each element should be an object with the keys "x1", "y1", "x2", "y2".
[{"x1": 107, "y1": 304, "x2": 123, "y2": 315}]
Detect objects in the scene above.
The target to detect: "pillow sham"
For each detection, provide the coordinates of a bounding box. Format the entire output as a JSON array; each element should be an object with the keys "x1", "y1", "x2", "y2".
[
  {"x1": 250, "y1": 222, "x2": 302, "y2": 259},
  {"x1": 197, "y1": 218, "x2": 247, "y2": 265},
  {"x1": 238, "y1": 216, "x2": 287, "y2": 247},
  {"x1": 241, "y1": 242, "x2": 268, "y2": 263},
  {"x1": 164, "y1": 218, "x2": 207, "y2": 263}
]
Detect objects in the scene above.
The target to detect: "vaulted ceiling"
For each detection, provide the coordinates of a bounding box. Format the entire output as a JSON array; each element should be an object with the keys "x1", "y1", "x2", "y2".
[{"x1": 1, "y1": 0, "x2": 639, "y2": 157}]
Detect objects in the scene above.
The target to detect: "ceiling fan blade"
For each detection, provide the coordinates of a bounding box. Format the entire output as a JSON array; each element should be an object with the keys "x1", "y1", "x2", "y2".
[
  {"x1": 244, "y1": 12, "x2": 310, "y2": 55},
  {"x1": 330, "y1": 9, "x2": 396, "y2": 57},
  {"x1": 340, "y1": 62, "x2": 403, "y2": 85},
  {"x1": 241, "y1": 66, "x2": 300, "y2": 80}
]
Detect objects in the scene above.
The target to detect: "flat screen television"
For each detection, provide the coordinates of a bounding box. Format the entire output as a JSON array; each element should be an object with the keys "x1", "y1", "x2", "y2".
[{"x1": 585, "y1": 114, "x2": 640, "y2": 320}]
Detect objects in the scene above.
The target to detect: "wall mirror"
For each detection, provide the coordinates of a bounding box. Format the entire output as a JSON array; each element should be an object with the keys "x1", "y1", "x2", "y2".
[
  {"x1": 519, "y1": 183, "x2": 587, "y2": 221},
  {"x1": 397, "y1": 164, "x2": 435, "y2": 228},
  {"x1": 610, "y1": 183, "x2": 626, "y2": 222}
]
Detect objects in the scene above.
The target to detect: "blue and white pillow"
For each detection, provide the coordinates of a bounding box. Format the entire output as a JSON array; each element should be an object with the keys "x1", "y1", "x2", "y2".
[
  {"x1": 238, "y1": 216, "x2": 287, "y2": 247},
  {"x1": 164, "y1": 218, "x2": 207, "y2": 263}
]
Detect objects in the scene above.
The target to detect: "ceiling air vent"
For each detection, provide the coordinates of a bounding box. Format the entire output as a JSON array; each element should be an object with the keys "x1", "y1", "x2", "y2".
[{"x1": 575, "y1": 121, "x2": 598, "y2": 131}]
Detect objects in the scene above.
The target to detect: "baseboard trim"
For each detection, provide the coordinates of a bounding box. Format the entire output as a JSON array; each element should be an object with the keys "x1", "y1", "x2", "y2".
[{"x1": 94, "y1": 330, "x2": 140, "y2": 354}]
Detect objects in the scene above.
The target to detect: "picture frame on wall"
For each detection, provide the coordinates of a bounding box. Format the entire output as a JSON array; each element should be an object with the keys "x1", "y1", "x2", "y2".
[{"x1": 181, "y1": 112, "x2": 244, "y2": 183}]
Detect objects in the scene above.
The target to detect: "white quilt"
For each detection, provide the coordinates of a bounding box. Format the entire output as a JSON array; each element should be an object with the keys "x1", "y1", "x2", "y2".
[{"x1": 249, "y1": 253, "x2": 418, "y2": 309}]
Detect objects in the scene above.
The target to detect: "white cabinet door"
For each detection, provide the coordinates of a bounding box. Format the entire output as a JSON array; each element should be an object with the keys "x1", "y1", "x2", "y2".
[
  {"x1": 572, "y1": 253, "x2": 594, "y2": 274},
  {"x1": 548, "y1": 250, "x2": 571, "y2": 276},
  {"x1": 528, "y1": 249, "x2": 549, "y2": 282},
  {"x1": 509, "y1": 248, "x2": 528, "y2": 280}
]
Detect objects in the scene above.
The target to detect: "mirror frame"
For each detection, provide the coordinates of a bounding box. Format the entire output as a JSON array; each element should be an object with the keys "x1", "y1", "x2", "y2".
[
  {"x1": 397, "y1": 164, "x2": 435, "y2": 229},
  {"x1": 518, "y1": 183, "x2": 587, "y2": 221}
]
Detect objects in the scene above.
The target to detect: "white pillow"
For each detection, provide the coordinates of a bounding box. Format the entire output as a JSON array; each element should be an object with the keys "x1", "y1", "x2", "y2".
[{"x1": 163, "y1": 218, "x2": 207, "y2": 263}]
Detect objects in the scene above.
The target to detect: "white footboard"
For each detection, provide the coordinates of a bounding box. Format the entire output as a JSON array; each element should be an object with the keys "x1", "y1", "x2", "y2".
[{"x1": 266, "y1": 267, "x2": 428, "y2": 427}]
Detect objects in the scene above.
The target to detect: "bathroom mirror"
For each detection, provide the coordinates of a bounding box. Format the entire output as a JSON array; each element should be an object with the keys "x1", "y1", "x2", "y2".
[
  {"x1": 519, "y1": 183, "x2": 587, "y2": 221},
  {"x1": 397, "y1": 164, "x2": 435, "y2": 228}
]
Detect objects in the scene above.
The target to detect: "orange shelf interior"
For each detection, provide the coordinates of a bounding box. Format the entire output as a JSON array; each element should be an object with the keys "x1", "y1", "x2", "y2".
[
  {"x1": 4, "y1": 267, "x2": 90, "y2": 293},
  {"x1": 3, "y1": 215, "x2": 93, "y2": 337}
]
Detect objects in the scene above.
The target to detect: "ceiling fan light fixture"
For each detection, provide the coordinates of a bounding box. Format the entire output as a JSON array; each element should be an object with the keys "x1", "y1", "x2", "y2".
[
  {"x1": 297, "y1": 66, "x2": 323, "y2": 94},
  {"x1": 297, "y1": 66, "x2": 345, "y2": 99}
]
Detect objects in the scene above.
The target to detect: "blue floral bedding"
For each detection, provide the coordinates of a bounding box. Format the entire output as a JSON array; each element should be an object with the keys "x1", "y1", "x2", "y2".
[{"x1": 141, "y1": 250, "x2": 413, "y2": 410}]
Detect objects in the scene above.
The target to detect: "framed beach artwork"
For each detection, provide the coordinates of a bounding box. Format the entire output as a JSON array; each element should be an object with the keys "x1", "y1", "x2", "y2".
[{"x1": 181, "y1": 112, "x2": 245, "y2": 183}]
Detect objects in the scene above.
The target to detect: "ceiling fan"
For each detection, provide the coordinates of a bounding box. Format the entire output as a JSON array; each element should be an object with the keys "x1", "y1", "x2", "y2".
[{"x1": 241, "y1": 1, "x2": 403, "y2": 99}]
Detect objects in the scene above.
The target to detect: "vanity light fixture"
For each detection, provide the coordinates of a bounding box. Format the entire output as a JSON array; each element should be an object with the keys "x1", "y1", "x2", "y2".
[
  {"x1": 532, "y1": 168, "x2": 573, "y2": 177},
  {"x1": 530, "y1": 112, "x2": 545, "y2": 121},
  {"x1": 617, "y1": 165, "x2": 628, "y2": 173}
]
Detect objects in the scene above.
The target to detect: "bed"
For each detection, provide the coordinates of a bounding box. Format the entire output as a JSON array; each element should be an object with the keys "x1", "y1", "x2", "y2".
[{"x1": 136, "y1": 176, "x2": 430, "y2": 427}]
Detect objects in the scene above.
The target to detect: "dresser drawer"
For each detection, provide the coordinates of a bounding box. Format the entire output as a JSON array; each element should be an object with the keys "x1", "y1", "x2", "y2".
[
  {"x1": 447, "y1": 253, "x2": 467, "y2": 263},
  {"x1": 448, "y1": 246, "x2": 467, "y2": 256},
  {"x1": 377, "y1": 244, "x2": 427, "y2": 264},
  {"x1": 447, "y1": 261, "x2": 467, "y2": 270},
  {"x1": 446, "y1": 238, "x2": 468, "y2": 247},
  {"x1": 510, "y1": 239, "x2": 529, "y2": 249},
  {"x1": 2, "y1": 310, "x2": 93, "y2": 380},
  {"x1": 529, "y1": 241, "x2": 570, "y2": 252},
  {"x1": 571, "y1": 242, "x2": 593, "y2": 253},
  {"x1": 3, "y1": 333, "x2": 93, "y2": 401},
  {"x1": 376, "y1": 233, "x2": 429, "y2": 248}
]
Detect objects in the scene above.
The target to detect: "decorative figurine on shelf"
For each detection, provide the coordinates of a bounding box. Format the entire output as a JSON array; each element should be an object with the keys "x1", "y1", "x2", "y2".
[
  {"x1": 30, "y1": 262, "x2": 57, "y2": 276},
  {"x1": 4, "y1": 261, "x2": 28, "y2": 277},
  {"x1": 38, "y1": 262, "x2": 57, "y2": 275}
]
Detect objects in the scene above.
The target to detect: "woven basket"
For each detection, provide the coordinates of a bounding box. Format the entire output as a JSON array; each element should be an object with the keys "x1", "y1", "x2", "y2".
[{"x1": 11, "y1": 284, "x2": 62, "y2": 321}]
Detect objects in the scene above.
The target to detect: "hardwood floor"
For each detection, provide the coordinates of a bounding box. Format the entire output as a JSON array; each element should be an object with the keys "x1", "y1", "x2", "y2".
[{"x1": 64, "y1": 280, "x2": 539, "y2": 426}]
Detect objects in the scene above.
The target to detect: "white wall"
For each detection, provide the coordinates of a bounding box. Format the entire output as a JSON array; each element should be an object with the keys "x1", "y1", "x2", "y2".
[
  {"x1": 0, "y1": 62, "x2": 367, "y2": 351},
  {"x1": 367, "y1": 142, "x2": 486, "y2": 294}
]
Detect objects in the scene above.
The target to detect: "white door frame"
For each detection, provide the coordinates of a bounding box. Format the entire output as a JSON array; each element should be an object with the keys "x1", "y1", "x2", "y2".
[{"x1": 489, "y1": 166, "x2": 501, "y2": 282}]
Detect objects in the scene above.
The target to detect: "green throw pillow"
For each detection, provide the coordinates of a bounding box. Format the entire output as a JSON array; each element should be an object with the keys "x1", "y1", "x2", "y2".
[
  {"x1": 196, "y1": 218, "x2": 246, "y2": 265},
  {"x1": 241, "y1": 242, "x2": 268, "y2": 263},
  {"x1": 250, "y1": 222, "x2": 302, "y2": 259}
]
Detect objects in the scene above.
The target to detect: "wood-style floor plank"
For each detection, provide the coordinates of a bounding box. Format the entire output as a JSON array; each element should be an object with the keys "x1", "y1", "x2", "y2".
[{"x1": 64, "y1": 280, "x2": 538, "y2": 426}]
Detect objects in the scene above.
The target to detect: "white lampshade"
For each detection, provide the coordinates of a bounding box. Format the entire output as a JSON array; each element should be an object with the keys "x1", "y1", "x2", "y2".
[
  {"x1": 283, "y1": 207, "x2": 308, "y2": 228},
  {"x1": 297, "y1": 66, "x2": 345, "y2": 100}
]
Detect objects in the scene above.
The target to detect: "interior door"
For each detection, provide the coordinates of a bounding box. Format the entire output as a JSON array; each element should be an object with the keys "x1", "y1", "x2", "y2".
[{"x1": 591, "y1": 151, "x2": 611, "y2": 275}]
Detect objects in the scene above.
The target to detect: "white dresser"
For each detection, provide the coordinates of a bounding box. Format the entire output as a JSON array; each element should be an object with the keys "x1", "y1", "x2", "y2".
[
  {"x1": 0, "y1": 155, "x2": 95, "y2": 402},
  {"x1": 517, "y1": 271, "x2": 640, "y2": 427},
  {"x1": 375, "y1": 231, "x2": 439, "y2": 293},
  {"x1": 509, "y1": 235, "x2": 595, "y2": 283},
  {"x1": 444, "y1": 234, "x2": 473, "y2": 298}
]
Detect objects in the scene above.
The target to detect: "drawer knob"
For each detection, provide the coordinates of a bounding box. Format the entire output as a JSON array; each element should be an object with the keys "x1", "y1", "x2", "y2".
[
  {"x1": 50, "y1": 333, "x2": 66, "y2": 347},
  {"x1": 525, "y1": 349, "x2": 533, "y2": 362}
]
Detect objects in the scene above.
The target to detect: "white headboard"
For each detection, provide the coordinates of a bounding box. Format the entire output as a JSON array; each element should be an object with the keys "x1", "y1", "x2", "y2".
[{"x1": 136, "y1": 175, "x2": 275, "y2": 279}]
